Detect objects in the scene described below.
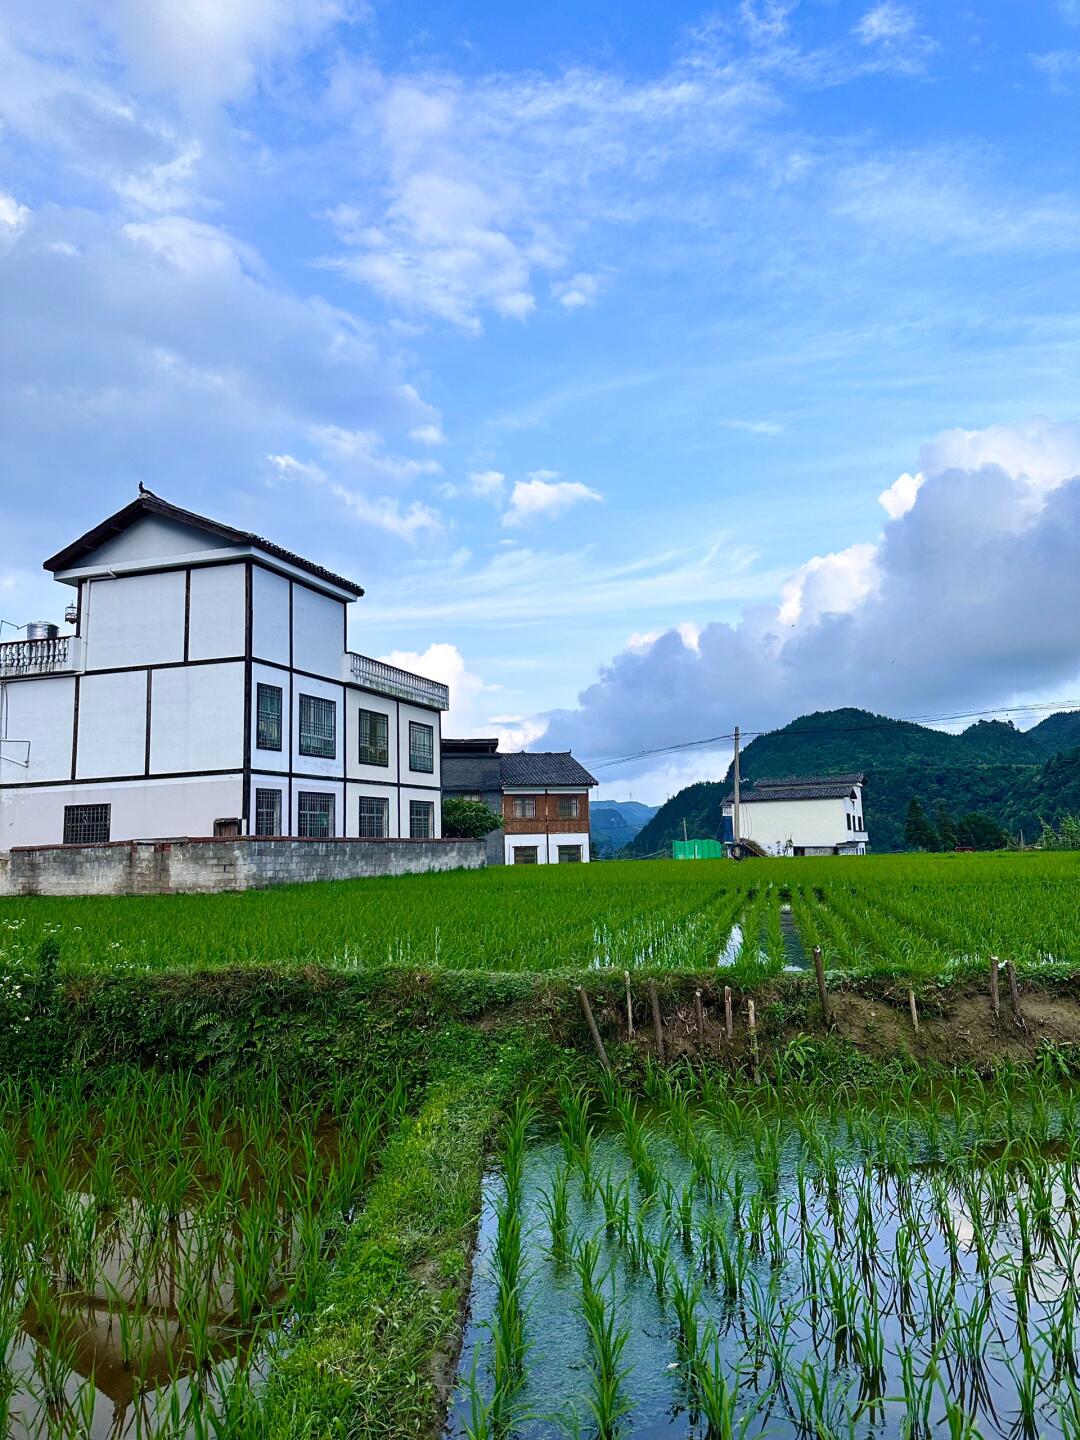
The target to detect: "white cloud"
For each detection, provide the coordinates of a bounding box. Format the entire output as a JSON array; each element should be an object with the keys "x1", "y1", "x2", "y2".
[
  {"x1": 777, "y1": 542, "x2": 878, "y2": 627},
  {"x1": 540, "y1": 417, "x2": 1080, "y2": 773},
  {"x1": 855, "y1": 3, "x2": 918, "y2": 45},
  {"x1": 468, "y1": 469, "x2": 507, "y2": 499},
  {"x1": 308, "y1": 424, "x2": 442, "y2": 483},
  {"x1": 380, "y1": 642, "x2": 496, "y2": 736},
  {"x1": 552, "y1": 272, "x2": 602, "y2": 309},
  {"x1": 0, "y1": 192, "x2": 30, "y2": 255},
  {"x1": 502, "y1": 473, "x2": 603, "y2": 528},
  {"x1": 878, "y1": 470, "x2": 923, "y2": 519},
  {"x1": 409, "y1": 422, "x2": 445, "y2": 446},
  {"x1": 268, "y1": 453, "x2": 442, "y2": 542},
  {"x1": 723, "y1": 418, "x2": 783, "y2": 435}
]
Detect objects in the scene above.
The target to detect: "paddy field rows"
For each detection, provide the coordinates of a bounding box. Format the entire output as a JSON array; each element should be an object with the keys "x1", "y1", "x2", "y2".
[
  {"x1": 2, "y1": 852, "x2": 1080, "y2": 981},
  {"x1": 3, "y1": 852, "x2": 1080, "y2": 1438}
]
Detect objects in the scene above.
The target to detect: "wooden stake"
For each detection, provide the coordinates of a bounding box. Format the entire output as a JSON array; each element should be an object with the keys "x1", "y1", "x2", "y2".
[
  {"x1": 747, "y1": 998, "x2": 760, "y2": 1084},
  {"x1": 989, "y1": 955, "x2": 1000, "y2": 1023},
  {"x1": 624, "y1": 970, "x2": 634, "y2": 1038},
  {"x1": 813, "y1": 945, "x2": 831, "y2": 1027},
  {"x1": 577, "y1": 986, "x2": 610, "y2": 1071},
  {"x1": 648, "y1": 980, "x2": 666, "y2": 1065},
  {"x1": 908, "y1": 987, "x2": 919, "y2": 1034},
  {"x1": 694, "y1": 989, "x2": 705, "y2": 1042},
  {"x1": 1006, "y1": 959, "x2": 1023, "y2": 1027},
  {"x1": 724, "y1": 985, "x2": 734, "y2": 1041}
]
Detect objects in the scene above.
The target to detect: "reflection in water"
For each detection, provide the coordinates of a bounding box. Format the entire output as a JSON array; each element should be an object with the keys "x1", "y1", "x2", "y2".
[{"x1": 449, "y1": 1123, "x2": 1080, "y2": 1440}]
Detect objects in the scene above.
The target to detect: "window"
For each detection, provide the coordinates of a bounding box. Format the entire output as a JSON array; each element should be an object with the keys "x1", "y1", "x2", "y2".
[
  {"x1": 558, "y1": 845, "x2": 582, "y2": 863},
  {"x1": 513, "y1": 845, "x2": 538, "y2": 864},
  {"x1": 299, "y1": 695, "x2": 336, "y2": 759},
  {"x1": 256, "y1": 684, "x2": 283, "y2": 751},
  {"x1": 409, "y1": 721, "x2": 434, "y2": 773},
  {"x1": 358, "y1": 709, "x2": 389, "y2": 767},
  {"x1": 462, "y1": 792, "x2": 482, "y2": 803},
  {"x1": 63, "y1": 804, "x2": 110, "y2": 845},
  {"x1": 359, "y1": 796, "x2": 389, "y2": 838},
  {"x1": 557, "y1": 796, "x2": 580, "y2": 820},
  {"x1": 410, "y1": 800, "x2": 434, "y2": 839},
  {"x1": 214, "y1": 818, "x2": 241, "y2": 838},
  {"x1": 512, "y1": 796, "x2": 536, "y2": 819},
  {"x1": 255, "y1": 789, "x2": 282, "y2": 837},
  {"x1": 298, "y1": 792, "x2": 335, "y2": 838},
  {"x1": 846, "y1": 813, "x2": 852, "y2": 831}
]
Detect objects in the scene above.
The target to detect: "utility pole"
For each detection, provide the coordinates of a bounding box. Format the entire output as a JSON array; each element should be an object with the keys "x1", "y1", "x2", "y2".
[
  {"x1": 732, "y1": 725, "x2": 741, "y2": 847},
  {"x1": 682, "y1": 817, "x2": 688, "y2": 843}
]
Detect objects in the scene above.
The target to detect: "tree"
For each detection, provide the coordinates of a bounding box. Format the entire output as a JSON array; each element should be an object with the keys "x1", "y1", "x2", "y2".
[
  {"x1": 441, "y1": 797, "x2": 502, "y2": 839},
  {"x1": 935, "y1": 804, "x2": 958, "y2": 852},
  {"x1": 955, "y1": 811, "x2": 1009, "y2": 851},
  {"x1": 904, "y1": 797, "x2": 939, "y2": 851}
]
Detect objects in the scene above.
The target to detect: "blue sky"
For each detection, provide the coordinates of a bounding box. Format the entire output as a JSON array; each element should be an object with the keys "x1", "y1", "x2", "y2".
[{"x1": 3, "y1": 0, "x2": 1080, "y2": 802}]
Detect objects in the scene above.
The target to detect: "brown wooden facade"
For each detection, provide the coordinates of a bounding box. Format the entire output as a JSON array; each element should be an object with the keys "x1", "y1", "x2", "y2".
[{"x1": 502, "y1": 790, "x2": 590, "y2": 835}]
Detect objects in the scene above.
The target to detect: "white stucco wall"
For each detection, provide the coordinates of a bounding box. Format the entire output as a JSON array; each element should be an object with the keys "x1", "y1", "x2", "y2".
[
  {"x1": 291, "y1": 674, "x2": 345, "y2": 779},
  {"x1": 398, "y1": 785, "x2": 442, "y2": 839},
  {"x1": 0, "y1": 676, "x2": 75, "y2": 784},
  {"x1": 83, "y1": 571, "x2": 187, "y2": 669},
  {"x1": 250, "y1": 662, "x2": 291, "y2": 773},
  {"x1": 345, "y1": 690, "x2": 397, "y2": 782},
  {"x1": 345, "y1": 781, "x2": 402, "y2": 837},
  {"x1": 292, "y1": 582, "x2": 346, "y2": 680},
  {"x1": 76, "y1": 670, "x2": 148, "y2": 778},
  {"x1": 505, "y1": 831, "x2": 589, "y2": 864},
  {"x1": 149, "y1": 663, "x2": 245, "y2": 774},
  {"x1": 187, "y1": 564, "x2": 246, "y2": 660},
  {"x1": 737, "y1": 794, "x2": 868, "y2": 854},
  {"x1": 251, "y1": 565, "x2": 290, "y2": 666},
  {"x1": 398, "y1": 702, "x2": 441, "y2": 788},
  {"x1": 77, "y1": 514, "x2": 238, "y2": 568},
  {"x1": 0, "y1": 774, "x2": 244, "y2": 849}
]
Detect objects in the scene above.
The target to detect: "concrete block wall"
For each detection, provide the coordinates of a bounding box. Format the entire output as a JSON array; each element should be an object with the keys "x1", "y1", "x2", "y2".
[{"x1": 0, "y1": 837, "x2": 485, "y2": 897}]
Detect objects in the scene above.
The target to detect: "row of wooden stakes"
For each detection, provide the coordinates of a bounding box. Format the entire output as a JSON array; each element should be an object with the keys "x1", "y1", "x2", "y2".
[{"x1": 575, "y1": 948, "x2": 1026, "y2": 1073}]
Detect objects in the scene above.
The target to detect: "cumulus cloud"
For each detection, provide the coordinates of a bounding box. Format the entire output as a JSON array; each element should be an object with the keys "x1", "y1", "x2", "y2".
[
  {"x1": 540, "y1": 418, "x2": 1080, "y2": 769},
  {"x1": 380, "y1": 642, "x2": 496, "y2": 736},
  {"x1": 502, "y1": 473, "x2": 603, "y2": 527},
  {"x1": 552, "y1": 272, "x2": 602, "y2": 309}
]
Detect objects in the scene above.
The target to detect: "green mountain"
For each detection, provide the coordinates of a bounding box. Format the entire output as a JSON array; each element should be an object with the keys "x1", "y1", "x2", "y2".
[
  {"x1": 625, "y1": 707, "x2": 1080, "y2": 856},
  {"x1": 590, "y1": 800, "x2": 658, "y2": 857}
]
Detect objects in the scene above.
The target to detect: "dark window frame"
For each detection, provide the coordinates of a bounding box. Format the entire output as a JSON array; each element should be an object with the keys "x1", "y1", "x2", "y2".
[
  {"x1": 512, "y1": 796, "x2": 537, "y2": 820},
  {"x1": 409, "y1": 799, "x2": 434, "y2": 839},
  {"x1": 557, "y1": 844, "x2": 583, "y2": 863},
  {"x1": 359, "y1": 795, "x2": 389, "y2": 838},
  {"x1": 557, "y1": 795, "x2": 580, "y2": 820},
  {"x1": 299, "y1": 694, "x2": 336, "y2": 759},
  {"x1": 513, "y1": 845, "x2": 539, "y2": 865},
  {"x1": 256, "y1": 683, "x2": 283, "y2": 751},
  {"x1": 408, "y1": 720, "x2": 434, "y2": 773},
  {"x1": 358, "y1": 708, "x2": 390, "y2": 767},
  {"x1": 255, "y1": 788, "x2": 282, "y2": 837},
  {"x1": 297, "y1": 791, "x2": 335, "y2": 838},
  {"x1": 63, "y1": 803, "x2": 111, "y2": 846}
]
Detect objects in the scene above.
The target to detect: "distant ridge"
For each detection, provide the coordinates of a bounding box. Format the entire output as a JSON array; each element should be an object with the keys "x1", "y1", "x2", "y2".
[{"x1": 625, "y1": 707, "x2": 1080, "y2": 856}]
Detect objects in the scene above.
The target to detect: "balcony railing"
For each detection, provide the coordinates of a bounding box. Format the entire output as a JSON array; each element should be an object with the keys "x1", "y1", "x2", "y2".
[
  {"x1": 0, "y1": 636, "x2": 82, "y2": 678},
  {"x1": 347, "y1": 652, "x2": 449, "y2": 710}
]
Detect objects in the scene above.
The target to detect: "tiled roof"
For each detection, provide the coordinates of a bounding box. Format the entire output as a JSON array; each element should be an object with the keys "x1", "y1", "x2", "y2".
[
  {"x1": 499, "y1": 752, "x2": 598, "y2": 788},
  {"x1": 724, "y1": 773, "x2": 865, "y2": 804},
  {"x1": 44, "y1": 492, "x2": 364, "y2": 597}
]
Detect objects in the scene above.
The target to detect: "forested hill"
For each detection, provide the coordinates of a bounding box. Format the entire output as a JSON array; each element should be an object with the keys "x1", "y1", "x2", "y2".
[{"x1": 625, "y1": 707, "x2": 1080, "y2": 856}]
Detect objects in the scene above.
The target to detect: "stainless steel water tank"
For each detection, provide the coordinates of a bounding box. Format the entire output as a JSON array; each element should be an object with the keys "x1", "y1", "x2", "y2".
[{"x1": 25, "y1": 621, "x2": 60, "y2": 641}]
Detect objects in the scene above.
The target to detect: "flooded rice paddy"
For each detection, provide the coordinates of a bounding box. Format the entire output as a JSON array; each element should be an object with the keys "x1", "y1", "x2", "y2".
[
  {"x1": 449, "y1": 1068, "x2": 1080, "y2": 1439},
  {"x1": 0, "y1": 1069, "x2": 405, "y2": 1438}
]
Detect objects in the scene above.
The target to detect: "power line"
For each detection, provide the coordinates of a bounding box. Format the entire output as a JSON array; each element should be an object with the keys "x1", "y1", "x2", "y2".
[{"x1": 583, "y1": 700, "x2": 1080, "y2": 771}]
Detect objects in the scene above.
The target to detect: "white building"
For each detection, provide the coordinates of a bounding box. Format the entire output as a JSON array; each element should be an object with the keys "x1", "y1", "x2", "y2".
[
  {"x1": 0, "y1": 492, "x2": 449, "y2": 850},
  {"x1": 722, "y1": 774, "x2": 869, "y2": 857}
]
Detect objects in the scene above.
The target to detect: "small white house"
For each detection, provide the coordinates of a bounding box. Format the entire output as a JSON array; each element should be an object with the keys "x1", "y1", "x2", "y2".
[
  {"x1": 0, "y1": 491, "x2": 449, "y2": 849},
  {"x1": 722, "y1": 774, "x2": 868, "y2": 856}
]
